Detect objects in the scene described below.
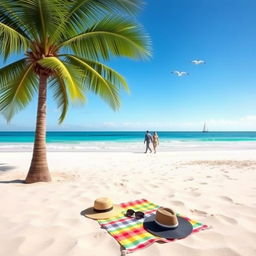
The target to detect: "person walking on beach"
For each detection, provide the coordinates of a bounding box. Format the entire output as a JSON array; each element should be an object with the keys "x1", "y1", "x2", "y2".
[
  {"x1": 152, "y1": 132, "x2": 159, "y2": 153},
  {"x1": 144, "y1": 130, "x2": 153, "y2": 153}
]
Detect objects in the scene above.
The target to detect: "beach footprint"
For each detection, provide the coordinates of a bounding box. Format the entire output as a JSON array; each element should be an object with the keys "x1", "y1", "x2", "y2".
[
  {"x1": 190, "y1": 209, "x2": 208, "y2": 217},
  {"x1": 218, "y1": 196, "x2": 234, "y2": 203},
  {"x1": 171, "y1": 200, "x2": 185, "y2": 207},
  {"x1": 188, "y1": 187, "x2": 199, "y2": 192},
  {"x1": 183, "y1": 177, "x2": 194, "y2": 182},
  {"x1": 216, "y1": 214, "x2": 238, "y2": 224},
  {"x1": 189, "y1": 191, "x2": 201, "y2": 197}
]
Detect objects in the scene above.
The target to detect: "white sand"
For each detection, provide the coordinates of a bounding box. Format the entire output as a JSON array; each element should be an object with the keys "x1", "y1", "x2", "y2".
[{"x1": 0, "y1": 150, "x2": 256, "y2": 256}]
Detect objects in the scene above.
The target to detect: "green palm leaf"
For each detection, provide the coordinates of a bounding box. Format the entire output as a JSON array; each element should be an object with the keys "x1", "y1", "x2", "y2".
[
  {"x1": 0, "y1": 63, "x2": 37, "y2": 121},
  {"x1": 0, "y1": 1, "x2": 31, "y2": 40},
  {"x1": 58, "y1": 17, "x2": 151, "y2": 61},
  {"x1": 38, "y1": 57, "x2": 85, "y2": 102},
  {"x1": 17, "y1": 0, "x2": 66, "y2": 45},
  {"x1": 53, "y1": 0, "x2": 142, "y2": 39},
  {"x1": 67, "y1": 0, "x2": 142, "y2": 19},
  {"x1": 50, "y1": 77, "x2": 69, "y2": 123},
  {"x1": 0, "y1": 58, "x2": 27, "y2": 88},
  {"x1": 64, "y1": 55, "x2": 126, "y2": 110},
  {"x1": 82, "y1": 59, "x2": 130, "y2": 93},
  {"x1": 0, "y1": 22, "x2": 29, "y2": 60},
  {"x1": 64, "y1": 54, "x2": 129, "y2": 91}
]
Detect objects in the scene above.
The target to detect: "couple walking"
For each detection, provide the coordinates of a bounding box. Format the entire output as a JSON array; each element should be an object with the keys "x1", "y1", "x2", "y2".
[{"x1": 144, "y1": 131, "x2": 159, "y2": 153}]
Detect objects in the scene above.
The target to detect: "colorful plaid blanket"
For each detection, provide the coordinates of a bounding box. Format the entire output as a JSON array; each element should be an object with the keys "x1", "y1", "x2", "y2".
[{"x1": 98, "y1": 199, "x2": 208, "y2": 253}]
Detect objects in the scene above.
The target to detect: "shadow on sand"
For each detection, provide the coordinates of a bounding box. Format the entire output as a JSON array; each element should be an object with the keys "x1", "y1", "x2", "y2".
[
  {"x1": 0, "y1": 179, "x2": 25, "y2": 184},
  {"x1": 80, "y1": 209, "x2": 89, "y2": 217},
  {"x1": 0, "y1": 163, "x2": 24, "y2": 184},
  {"x1": 0, "y1": 163, "x2": 16, "y2": 172}
]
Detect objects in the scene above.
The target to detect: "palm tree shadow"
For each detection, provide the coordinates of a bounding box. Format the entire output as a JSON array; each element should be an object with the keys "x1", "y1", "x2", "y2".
[
  {"x1": 0, "y1": 163, "x2": 24, "y2": 183},
  {"x1": 0, "y1": 179, "x2": 25, "y2": 184},
  {"x1": 0, "y1": 164, "x2": 16, "y2": 172}
]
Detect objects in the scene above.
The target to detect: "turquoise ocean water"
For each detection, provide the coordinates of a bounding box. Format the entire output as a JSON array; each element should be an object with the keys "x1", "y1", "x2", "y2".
[{"x1": 1, "y1": 131, "x2": 256, "y2": 143}]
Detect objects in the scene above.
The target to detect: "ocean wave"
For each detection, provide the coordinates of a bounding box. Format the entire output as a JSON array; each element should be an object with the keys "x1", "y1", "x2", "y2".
[{"x1": 1, "y1": 140, "x2": 256, "y2": 152}]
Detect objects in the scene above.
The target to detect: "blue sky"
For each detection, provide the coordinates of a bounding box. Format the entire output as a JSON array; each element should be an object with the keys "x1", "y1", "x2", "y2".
[{"x1": 1, "y1": 0, "x2": 256, "y2": 131}]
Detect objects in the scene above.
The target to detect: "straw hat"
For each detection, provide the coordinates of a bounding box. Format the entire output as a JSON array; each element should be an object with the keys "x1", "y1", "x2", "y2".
[
  {"x1": 83, "y1": 197, "x2": 122, "y2": 219},
  {"x1": 143, "y1": 207, "x2": 193, "y2": 239}
]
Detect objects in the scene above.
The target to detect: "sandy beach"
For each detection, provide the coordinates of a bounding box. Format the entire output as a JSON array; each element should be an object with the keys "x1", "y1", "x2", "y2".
[{"x1": 1, "y1": 149, "x2": 256, "y2": 256}]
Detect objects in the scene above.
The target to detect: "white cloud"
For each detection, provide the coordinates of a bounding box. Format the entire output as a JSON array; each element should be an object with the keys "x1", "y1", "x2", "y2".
[
  {"x1": 96, "y1": 117, "x2": 256, "y2": 131},
  {"x1": 241, "y1": 115, "x2": 256, "y2": 121}
]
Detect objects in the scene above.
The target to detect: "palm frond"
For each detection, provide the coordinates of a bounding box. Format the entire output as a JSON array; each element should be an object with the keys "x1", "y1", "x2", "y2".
[
  {"x1": 67, "y1": 0, "x2": 142, "y2": 17},
  {"x1": 84, "y1": 59, "x2": 130, "y2": 94},
  {"x1": 0, "y1": 63, "x2": 37, "y2": 121},
  {"x1": 51, "y1": 0, "x2": 144, "y2": 44},
  {"x1": 0, "y1": 1, "x2": 31, "y2": 40},
  {"x1": 50, "y1": 77, "x2": 69, "y2": 123},
  {"x1": 58, "y1": 17, "x2": 151, "y2": 61},
  {"x1": 62, "y1": 0, "x2": 142, "y2": 32},
  {"x1": 17, "y1": 0, "x2": 67, "y2": 45},
  {"x1": 64, "y1": 54, "x2": 129, "y2": 92},
  {"x1": 38, "y1": 57, "x2": 85, "y2": 102},
  {"x1": 63, "y1": 55, "x2": 125, "y2": 110},
  {"x1": 0, "y1": 58, "x2": 27, "y2": 88},
  {"x1": 0, "y1": 22, "x2": 29, "y2": 60}
]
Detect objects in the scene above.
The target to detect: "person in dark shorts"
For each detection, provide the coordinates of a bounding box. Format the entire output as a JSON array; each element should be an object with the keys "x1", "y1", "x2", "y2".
[{"x1": 144, "y1": 130, "x2": 153, "y2": 153}]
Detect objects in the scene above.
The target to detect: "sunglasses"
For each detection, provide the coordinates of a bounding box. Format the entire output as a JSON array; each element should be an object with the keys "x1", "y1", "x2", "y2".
[{"x1": 125, "y1": 209, "x2": 145, "y2": 219}]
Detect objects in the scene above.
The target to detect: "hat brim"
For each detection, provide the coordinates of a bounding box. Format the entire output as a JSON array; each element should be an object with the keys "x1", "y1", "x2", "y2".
[
  {"x1": 83, "y1": 204, "x2": 123, "y2": 220},
  {"x1": 143, "y1": 214, "x2": 193, "y2": 239}
]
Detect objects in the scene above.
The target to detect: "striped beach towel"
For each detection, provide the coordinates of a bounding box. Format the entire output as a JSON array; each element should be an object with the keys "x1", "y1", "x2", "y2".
[{"x1": 98, "y1": 199, "x2": 208, "y2": 253}]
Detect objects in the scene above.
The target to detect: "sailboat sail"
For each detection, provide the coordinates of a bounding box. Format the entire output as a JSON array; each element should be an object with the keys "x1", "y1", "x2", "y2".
[{"x1": 202, "y1": 123, "x2": 208, "y2": 132}]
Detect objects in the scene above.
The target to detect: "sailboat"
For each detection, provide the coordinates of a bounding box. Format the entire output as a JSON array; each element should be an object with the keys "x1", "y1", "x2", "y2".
[{"x1": 202, "y1": 122, "x2": 208, "y2": 133}]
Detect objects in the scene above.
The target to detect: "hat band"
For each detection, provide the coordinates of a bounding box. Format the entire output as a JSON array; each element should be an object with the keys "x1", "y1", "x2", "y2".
[
  {"x1": 94, "y1": 206, "x2": 113, "y2": 213},
  {"x1": 155, "y1": 219, "x2": 179, "y2": 228}
]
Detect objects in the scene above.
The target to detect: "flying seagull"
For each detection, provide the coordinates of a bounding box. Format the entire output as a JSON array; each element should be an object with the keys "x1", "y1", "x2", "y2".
[
  {"x1": 192, "y1": 59, "x2": 206, "y2": 65},
  {"x1": 171, "y1": 71, "x2": 189, "y2": 77}
]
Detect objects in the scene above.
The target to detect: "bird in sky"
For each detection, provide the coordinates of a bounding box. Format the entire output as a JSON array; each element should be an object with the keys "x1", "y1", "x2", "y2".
[
  {"x1": 192, "y1": 59, "x2": 206, "y2": 65},
  {"x1": 171, "y1": 71, "x2": 189, "y2": 77}
]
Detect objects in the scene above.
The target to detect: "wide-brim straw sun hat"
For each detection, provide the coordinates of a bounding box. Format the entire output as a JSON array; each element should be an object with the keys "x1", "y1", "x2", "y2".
[
  {"x1": 83, "y1": 197, "x2": 122, "y2": 220},
  {"x1": 143, "y1": 207, "x2": 193, "y2": 239}
]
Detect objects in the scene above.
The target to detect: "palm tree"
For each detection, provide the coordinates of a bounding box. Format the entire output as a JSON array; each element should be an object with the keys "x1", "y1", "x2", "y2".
[{"x1": 0, "y1": 0, "x2": 150, "y2": 183}]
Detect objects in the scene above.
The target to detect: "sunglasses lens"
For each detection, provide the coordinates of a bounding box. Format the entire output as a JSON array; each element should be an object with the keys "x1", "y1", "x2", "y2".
[
  {"x1": 135, "y1": 211, "x2": 144, "y2": 219},
  {"x1": 125, "y1": 209, "x2": 135, "y2": 217}
]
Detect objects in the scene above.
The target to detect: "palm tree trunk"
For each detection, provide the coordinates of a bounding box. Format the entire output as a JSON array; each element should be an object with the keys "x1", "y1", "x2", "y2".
[{"x1": 25, "y1": 73, "x2": 51, "y2": 183}]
